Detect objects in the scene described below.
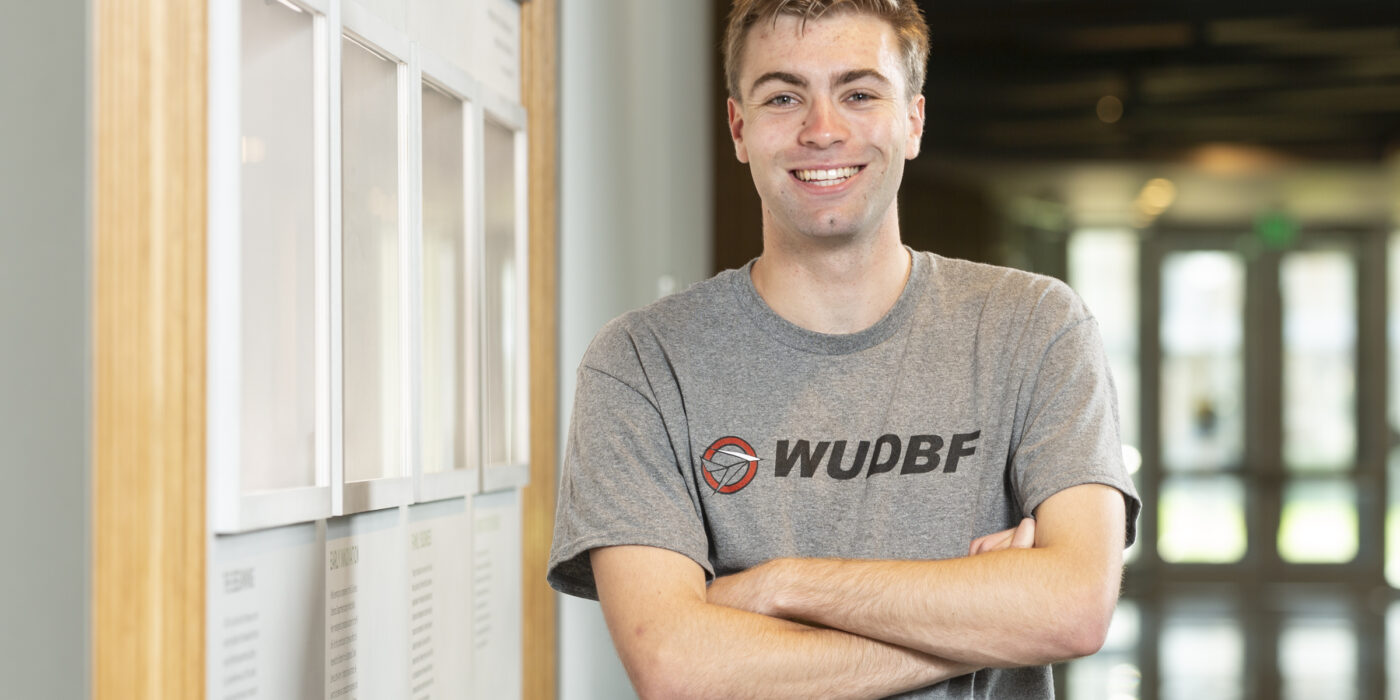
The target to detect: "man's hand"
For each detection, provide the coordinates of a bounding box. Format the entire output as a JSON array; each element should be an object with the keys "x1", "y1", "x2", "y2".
[
  {"x1": 706, "y1": 560, "x2": 781, "y2": 616},
  {"x1": 969, "y1": 517, "x2": 1037, "y2": 555}
]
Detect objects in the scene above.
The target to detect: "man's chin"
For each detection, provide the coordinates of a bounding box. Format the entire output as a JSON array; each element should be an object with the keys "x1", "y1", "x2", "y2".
[
  {"x1": 793, "y1": 217, "x2": 868, "y2": 243},
  {"x1": 763, "y1": 203, "x2": 889, "y2": 246}
]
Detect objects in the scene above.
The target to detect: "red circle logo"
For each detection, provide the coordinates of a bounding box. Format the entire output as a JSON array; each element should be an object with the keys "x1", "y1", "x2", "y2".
[{"x1": 701, "y1": 436, "x2": 760, "y2": 494}]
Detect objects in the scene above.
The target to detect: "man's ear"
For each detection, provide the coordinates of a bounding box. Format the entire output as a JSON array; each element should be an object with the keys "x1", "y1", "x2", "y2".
[
  {"x1": 727, "y1": 97, "x2": 749, "y2": 163},
  {"x1": 905, "y1": 94, "x2": 926, "y2": 160}
]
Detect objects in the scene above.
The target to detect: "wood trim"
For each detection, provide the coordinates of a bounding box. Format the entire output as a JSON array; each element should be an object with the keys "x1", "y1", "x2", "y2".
[
  {"x1": 93, "y1": 0, "x2": 207, "y2": 698},
  {"x1": 521, "y1": 1, "x2": 559, "y2": 699}
]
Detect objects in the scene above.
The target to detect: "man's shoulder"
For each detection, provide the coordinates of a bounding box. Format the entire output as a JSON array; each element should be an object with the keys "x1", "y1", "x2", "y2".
[{"x1": 920, "y1": 252, "x2": 1087, "y2": 324}]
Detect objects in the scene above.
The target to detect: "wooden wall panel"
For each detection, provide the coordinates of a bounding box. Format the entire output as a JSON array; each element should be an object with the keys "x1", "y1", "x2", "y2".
[
  {"x1": 521, "y1": 1, "x2": 560, "y2": 699},
  {"x1": 93, "y1": 0, "x2": 207, "y2": 698}
]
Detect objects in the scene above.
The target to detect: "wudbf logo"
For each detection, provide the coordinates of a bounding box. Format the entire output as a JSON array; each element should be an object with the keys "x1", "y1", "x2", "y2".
[
  {"x1": 701, "y1": 436, "x2": 760, "y2": 494},
  {"x1": 701, "y1": 431, "x2": 981, "y2": 495}
]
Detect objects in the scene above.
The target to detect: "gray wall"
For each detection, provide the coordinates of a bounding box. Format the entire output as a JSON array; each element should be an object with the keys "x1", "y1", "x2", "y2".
[
  {"x1": 558, "y1": 1, "x2": 713, "y2": 697},
  {"x1": 0, "y1": 1, "x2": 91, "y2": 699}
]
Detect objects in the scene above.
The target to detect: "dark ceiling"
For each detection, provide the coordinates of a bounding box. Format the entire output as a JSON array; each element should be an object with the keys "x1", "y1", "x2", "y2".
[{"x1": 916, "y1": 0, "x2": 1400, "y2": 162}]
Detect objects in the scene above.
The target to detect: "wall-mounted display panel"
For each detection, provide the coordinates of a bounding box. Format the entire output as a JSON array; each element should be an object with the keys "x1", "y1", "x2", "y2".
[
  {"x1": 479, "y1": 98, "x2": 529, "y2": 492},
  {"x1": 325, "y1": 508, "x2": 407, "y2": 699},
  {"x1": 355, "y1": 0, "x2": 408, "y2": 34},
  {"x1": 209, "y1": 0, "x2": 334, "y2": 533},
  {"x1": 417, "y1": 52, "x2": 480, "y2": 502},
  {"x1": 339, "y1": 4, "x2": 414, "y2": 513},
  {"x1": 208, "y1": 523, "x2": 325, "y2": 700},
  {"x1": 408, "y1": 0, "x2": 472, "y2": 79},
  {"x1": 404, "y1": 497, "x2": 473, "y2": 698},
  {"x1": 472, "y1": 488, "x2": 522, "y2": 699},
  {"x1": 473, "y1": 0, "x2": 522, "y2": 104},
  {"x1": 204, "y1": 2, "x2": 543, "y2": 699}
]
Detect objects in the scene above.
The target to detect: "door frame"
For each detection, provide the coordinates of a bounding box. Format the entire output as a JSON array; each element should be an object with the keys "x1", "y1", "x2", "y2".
[{"x1": 1125, "y1": 223, "x2": 1389, "y2": 700}]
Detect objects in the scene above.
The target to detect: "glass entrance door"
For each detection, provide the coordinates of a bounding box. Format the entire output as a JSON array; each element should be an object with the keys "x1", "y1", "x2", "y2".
[{"x1": 1065, "y1": 227, "x2": 1390, "y2": 700}]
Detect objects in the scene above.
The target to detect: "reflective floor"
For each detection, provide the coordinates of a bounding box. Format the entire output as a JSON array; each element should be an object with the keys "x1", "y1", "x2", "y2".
[{"x1": 1059, "y1": 588, "x2": 1397, "y2": 700}]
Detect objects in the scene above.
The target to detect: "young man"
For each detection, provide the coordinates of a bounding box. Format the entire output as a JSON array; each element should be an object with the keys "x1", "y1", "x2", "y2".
[{"x1": 548, "y1": 1, "x2": 1141, "y2": 697}]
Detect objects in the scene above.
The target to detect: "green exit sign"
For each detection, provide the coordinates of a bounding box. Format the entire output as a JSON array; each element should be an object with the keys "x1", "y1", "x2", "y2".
[{"x1": 1254, "y1": 210, "x2": 1299, "y2": 249}]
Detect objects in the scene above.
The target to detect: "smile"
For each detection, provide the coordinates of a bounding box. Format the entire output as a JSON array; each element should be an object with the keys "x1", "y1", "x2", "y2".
[{"x1": 792, "y1": 166, "x2": 863, "y2": 187}]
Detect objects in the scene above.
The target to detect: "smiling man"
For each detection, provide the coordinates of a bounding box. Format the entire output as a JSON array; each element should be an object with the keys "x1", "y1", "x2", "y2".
[{"x1": 548, "y1": 1, "x2": 1141, "y2": 698}]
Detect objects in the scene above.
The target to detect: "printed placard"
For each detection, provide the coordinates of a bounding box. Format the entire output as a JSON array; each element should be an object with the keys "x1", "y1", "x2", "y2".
[
  {"x1": 326, "y1": 508, "x2": 406, "y2": 700},
  {"x1": 472, "y1": 489, "x2": 522, "y2": 699},
  {"x1": 209, "y1": 523, "x2": 324, "y2": 700},
  {"x1": 404, "y1": 498, "x2": 472, "y2": 699},
  {"x1": 475, "y1": 0, "x2": 521, "y2": 102}
]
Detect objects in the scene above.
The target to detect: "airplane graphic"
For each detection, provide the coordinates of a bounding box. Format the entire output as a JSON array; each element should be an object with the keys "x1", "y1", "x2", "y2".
[{"x1": 702, "y1": 447, "x2": 761, "y2": 493}]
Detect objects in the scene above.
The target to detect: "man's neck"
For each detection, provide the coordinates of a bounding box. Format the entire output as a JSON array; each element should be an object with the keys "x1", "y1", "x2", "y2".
[{"x1": 750, "y1": 227, "x2": 912, "y2": 335}]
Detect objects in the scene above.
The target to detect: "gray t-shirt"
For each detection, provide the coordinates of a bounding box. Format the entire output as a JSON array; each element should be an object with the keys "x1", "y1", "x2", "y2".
[{"x1": 549, "y1": 251, "x2": 1142, "y2": 698}]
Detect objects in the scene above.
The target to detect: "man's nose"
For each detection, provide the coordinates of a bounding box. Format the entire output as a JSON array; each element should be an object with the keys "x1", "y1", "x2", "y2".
[{"x1": 799, "y1": 98, "x2": 849, "y2": 149}]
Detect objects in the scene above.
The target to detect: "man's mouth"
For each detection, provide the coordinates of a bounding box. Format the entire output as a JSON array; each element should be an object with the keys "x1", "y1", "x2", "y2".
[{"x1": 792, "y1": 166, "x2": 863, "y2": 187}]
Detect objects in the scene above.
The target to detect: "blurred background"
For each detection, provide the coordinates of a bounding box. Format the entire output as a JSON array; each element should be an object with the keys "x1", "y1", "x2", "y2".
[
  {"x1": 8, "y1": 0, "x2": 1388, "y2": 697},
  {"x1": 561, "y1": 1, "x2": 1400, "y2": 698},
  {"x1": 9, "y1": 1, "x2": 1393, "y2": 698}
]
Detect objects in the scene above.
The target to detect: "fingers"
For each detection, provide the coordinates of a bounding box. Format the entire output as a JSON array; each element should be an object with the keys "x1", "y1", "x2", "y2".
[
  {"x1": 1011, "y1": 516, "x2": 1036, "y2": 548},
  {"x1": 968, "y1": 517, "x2": 1037, "y2": 556},
  {"x1": 968, "y1": 529, "x2": 1012, "y2": 556}
]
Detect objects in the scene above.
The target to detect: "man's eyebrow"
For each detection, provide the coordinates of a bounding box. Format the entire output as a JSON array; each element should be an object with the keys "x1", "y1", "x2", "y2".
[
  {"x1": 835, "y1": 68, "x2": 893, "y2": 88},
  {"x1": 749, "y1": 71, "x2": 806, "y2": 96}
]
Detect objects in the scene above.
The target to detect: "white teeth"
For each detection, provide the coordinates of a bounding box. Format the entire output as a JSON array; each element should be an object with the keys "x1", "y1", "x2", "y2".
[{"x1": 794, "y1": 166, "x2": 860, "y2": 184}]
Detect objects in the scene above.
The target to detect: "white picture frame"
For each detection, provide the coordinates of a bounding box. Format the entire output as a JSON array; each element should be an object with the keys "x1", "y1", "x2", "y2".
[
  {"x1": 336, "y1": 0, "x2": 415, "y2": 515},
  {"x1": 477, "y1": 91, "x2": 530, "y2": 494},
  {"x1": 416, "y1": 48, "x2": 483, "y2": 503},
  {"x1": 208, "y1": 0, "x2": 335, "y2": 534}
]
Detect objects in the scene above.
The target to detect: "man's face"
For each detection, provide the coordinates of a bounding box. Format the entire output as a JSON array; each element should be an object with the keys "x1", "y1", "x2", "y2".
[{"x1": 728, "y1": 12, "x2": 925, "y2": 244}]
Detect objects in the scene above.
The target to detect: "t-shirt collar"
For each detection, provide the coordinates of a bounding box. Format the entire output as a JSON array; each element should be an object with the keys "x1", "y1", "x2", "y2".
[{"x1": 732, "y1": 247, "x2": 929, "y2": 355}]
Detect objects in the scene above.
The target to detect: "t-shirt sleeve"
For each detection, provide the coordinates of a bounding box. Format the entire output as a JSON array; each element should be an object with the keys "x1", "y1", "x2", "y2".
[
  {"x1": 547, "y1": 327, "x2": 713, "y2": 600},
  {"x1": 1009, "y1": 293, "x2": 1142, "y2": 547}
]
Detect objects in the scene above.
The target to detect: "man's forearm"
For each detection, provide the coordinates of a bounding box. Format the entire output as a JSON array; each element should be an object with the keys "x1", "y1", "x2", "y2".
[
  {"x1": 707, "y1": 484, "x2": 1127, "y2": 668},
  {"x1": 592, "y1": 545, "x2": 977, "y2": 700},
  {"x1": 728, "y1": 548, "x2": 1112, "y2": 668},
  {"x1": 623, "y1": 598, "x2": 974, "y2": 699}
]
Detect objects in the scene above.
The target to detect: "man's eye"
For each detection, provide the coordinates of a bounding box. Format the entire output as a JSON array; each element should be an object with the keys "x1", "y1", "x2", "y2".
[
  {"x1": 848, "y1": 92, "x2": 874, "y2": 102},
  {"x1": 767, "y1": 95, "x2": 796, "y2": 106}
]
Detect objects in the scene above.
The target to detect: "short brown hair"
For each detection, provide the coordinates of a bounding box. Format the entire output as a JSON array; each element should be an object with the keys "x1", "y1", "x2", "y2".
[{"x1": 723, "y1": 0, "x2": 930, "y2": 102}]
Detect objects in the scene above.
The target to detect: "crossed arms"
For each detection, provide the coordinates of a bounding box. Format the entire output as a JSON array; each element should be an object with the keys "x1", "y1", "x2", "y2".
[{"x1": 591, "y1": 482, "x2": 1127, "y2": 700}]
